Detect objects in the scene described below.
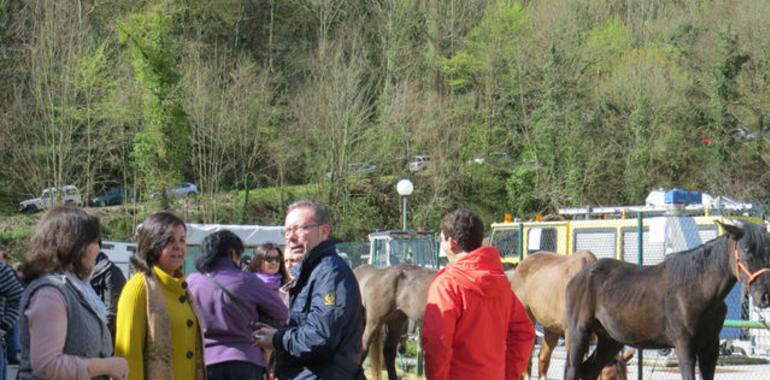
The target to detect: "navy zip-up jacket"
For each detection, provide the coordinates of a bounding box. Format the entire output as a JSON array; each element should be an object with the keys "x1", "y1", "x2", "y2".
[{"x1": 272, "y1": 240, "x2": 365, "y2": 379}]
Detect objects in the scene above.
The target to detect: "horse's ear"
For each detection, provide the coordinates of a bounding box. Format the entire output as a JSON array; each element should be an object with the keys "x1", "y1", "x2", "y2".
[
  {"x1": 717, "y1": 221, "x2": 745, "y2": 241},
  {"x1": 622, "y1": 348, "x2": 636, "y2": 363}
]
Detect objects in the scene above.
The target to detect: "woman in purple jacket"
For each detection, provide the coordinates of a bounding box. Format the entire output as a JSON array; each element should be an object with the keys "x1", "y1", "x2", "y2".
[{"x1": 187, "y1": 231, "x2": 288, "y2": 380}]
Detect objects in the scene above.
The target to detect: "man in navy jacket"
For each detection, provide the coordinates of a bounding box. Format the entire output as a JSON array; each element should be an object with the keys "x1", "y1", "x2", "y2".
[{"x1": 254, "y1": 200, "x2": 365, "y2": 380}]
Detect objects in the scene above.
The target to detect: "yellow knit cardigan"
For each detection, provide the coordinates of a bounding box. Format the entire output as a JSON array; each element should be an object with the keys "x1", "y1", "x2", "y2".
[{"x1": 115, "y1": 266, "x2": 205, "y2": 380}]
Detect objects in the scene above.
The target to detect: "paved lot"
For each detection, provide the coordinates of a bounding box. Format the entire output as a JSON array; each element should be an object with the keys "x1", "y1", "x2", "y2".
[{"x1": 531, "y1": 346, "x2": 770, "y2": 380}]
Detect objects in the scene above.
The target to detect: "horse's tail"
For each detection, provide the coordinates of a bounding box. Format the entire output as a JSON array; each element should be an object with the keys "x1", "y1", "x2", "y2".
[{"x1": 368, "y1": 325, "x2": 384, "y2": 380}]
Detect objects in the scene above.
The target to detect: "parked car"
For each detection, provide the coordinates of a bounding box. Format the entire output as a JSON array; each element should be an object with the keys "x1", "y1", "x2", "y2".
[
  {"x1": 349, "y1": 162, "x2": 377, "y2": 174},
  {"x1": 730, "y1": 128, "x2": 755, "y2": 141},
  {"x1": 149, "y1": 182, "x2": 199, "y2": 199},
  {"x1": 472, "y1": 152, "x2": 510, "y2": 165},
  {"x1": 90, "y1": 187, "x2": 133, "y2": 207},
  {"x1": 326, "y1": 163, "x2": 377, "y2": 178},
  {"x1": 408, "y1": 155, "x2": 431, "y2": 172},
  {"x1": 169, "y1": 182, "x2": 198, "y2": 197},
  {"x1": 18, "y1": 185, "x2": 83, "y2": 213}
]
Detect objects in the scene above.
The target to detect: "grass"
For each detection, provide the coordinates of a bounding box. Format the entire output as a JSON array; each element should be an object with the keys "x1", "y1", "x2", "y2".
[{"x1": 0, "y1": 182, "x2": 329, "y2": 260}]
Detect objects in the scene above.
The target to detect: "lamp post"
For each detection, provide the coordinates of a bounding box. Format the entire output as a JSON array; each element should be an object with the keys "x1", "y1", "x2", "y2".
[{"x1": 396, "y1": 178, "x2": 414, "y2": 231}]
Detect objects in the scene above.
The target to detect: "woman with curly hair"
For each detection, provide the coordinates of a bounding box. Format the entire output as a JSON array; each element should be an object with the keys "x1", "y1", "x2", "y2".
[
  {"x1": 115, "y1": 212, "x2": 205, "y2": 380},
  {"x1": 18, "y1": 206, "x2": 128, "y2": 380}
]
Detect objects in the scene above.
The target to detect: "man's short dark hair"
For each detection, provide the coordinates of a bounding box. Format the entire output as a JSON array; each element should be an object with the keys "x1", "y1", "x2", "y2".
[
  {"x1": 440, "y1": 208, "x2": 484, "y2": 252},
  {"x1": 287, "y1": 199, "x2": 332, "y2": 225}
]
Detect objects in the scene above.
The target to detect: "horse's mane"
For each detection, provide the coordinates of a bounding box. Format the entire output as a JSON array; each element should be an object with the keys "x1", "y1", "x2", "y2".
[
  {"x1": 664, "y1": 236, "x2": 727, "y2": 287},
  {"x1": 664, "y1": 222, "x2": 768, "y2": 287}
]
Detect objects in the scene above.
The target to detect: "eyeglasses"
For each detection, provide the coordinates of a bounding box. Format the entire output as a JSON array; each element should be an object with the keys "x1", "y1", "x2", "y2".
[
  {"x1": 283, "y1": 223, "x2": 321, "y2": 237},
  {"x1": 264, "y1": 256, "x2": 281, "y2": 264}
]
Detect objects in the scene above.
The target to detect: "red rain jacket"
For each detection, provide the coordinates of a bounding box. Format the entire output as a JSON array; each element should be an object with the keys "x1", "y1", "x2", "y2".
[{"x1": 422, "y1": 246, "x2": 534, "y2": 380}]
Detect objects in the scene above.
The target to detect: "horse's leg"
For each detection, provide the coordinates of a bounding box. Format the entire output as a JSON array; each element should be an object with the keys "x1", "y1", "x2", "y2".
[
  {"x1": 581, "y1": 337, "x2": 623, "y2": 380},
  {"x1": 673, "y1": 339, "x2": 696, "y2": 380},
  {"x1": 697, "y1": 304, "x2": 726, "y2": 380},
  {"x1": 564, "y1": 325, "x2": 591, "y2": 380},
  {"x1": 538, "y1": 330, "x2": 559, "y2": 379},
  {"x1": 697, "y1": 337, "x2": 719, "y2": 380},
  {"x1": 383, "y1": 315, "x2": 409, "y2": 380},
  {"x1": 361, "y1": 318, "x2": 376, "y2": 361},
  {"x1": 525, "y1": 350, "x2": 533, "y2": 380},
  {"x1": 363, "y1": 318, "x2": 386, "y2": 380}
]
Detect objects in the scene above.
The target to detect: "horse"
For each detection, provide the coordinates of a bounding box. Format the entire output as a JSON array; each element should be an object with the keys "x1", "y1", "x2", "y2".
[
  {"x1": 354, "y1": 264, "x2": 437, "y2": 380},
  {"x1": 598, "y1": 349, "x2": 635, "y2": 380},
  {"x1": 564, "y1": 221, "x2": 770, "y2": 380},
  {"x1": 508, "y1": 250, "x2": 598, "y2": 379}
]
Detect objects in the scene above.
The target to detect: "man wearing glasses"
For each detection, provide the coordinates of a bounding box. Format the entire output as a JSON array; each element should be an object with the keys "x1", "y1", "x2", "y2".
[{"x1": 254, "y1": 200, "x2": 365, "y2": 379}]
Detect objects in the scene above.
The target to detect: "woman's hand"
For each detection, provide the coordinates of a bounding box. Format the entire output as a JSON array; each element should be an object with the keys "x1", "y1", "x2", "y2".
[
  {"x1": 253, "y1": 322, "x2": 277, "y2": 349},
  {"x1": 107, "y1": 357, "x2": 129, "y2": 379},
  {"x1": 91, "y1": 356, "x2": 128, "y2": 379}
]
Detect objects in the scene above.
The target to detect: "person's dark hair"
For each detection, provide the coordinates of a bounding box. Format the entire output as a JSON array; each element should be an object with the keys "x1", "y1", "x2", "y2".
[
  {"x1": 131, "y1": 211, "x2": 186, "y2": 275},
  {"x1": 247, "y1": 243, "x2": 290, "y2": 286},
  {"x1": 287, "y1": 199, "x2": 331, "y2": 225},
  {"x1": 196, "y1": 230, "x2": 244, "y2": 273},
  {"x1": 239, "y1": 255, "x2": 252, "y2": 271},
  {"x1": 22, "y1": 206, "x2": 101, "y2": 281},
  {"x1": 440, "y1": 208, "x2": 484, "y2": 253}
]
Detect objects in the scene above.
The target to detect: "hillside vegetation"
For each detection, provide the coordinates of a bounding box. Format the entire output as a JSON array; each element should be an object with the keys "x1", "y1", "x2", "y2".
[{"x1": 2, "y1": 0, "x2": 770, "y2": 247}]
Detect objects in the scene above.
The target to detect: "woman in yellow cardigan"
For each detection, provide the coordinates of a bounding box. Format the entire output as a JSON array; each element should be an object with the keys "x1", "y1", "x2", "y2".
[{"x1": 115, "y1": 212, "x2": 205, "y2": 380}]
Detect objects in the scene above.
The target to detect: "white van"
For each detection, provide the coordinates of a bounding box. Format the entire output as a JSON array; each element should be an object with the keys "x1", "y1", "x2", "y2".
[{"x1": 18, "y1": 185, "x2": 83, "y2": 213}]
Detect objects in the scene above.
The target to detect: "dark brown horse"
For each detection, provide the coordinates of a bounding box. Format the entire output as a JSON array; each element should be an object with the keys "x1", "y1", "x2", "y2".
[
  {"x1": 565, "y1": 221, "x2": 770, "y2": 380},
  {"x1": 509, "y1": 250, "x2": 597, "y2": 379},
  {"x1": 354, "y1": 264, "x2": 437, "y2": 380}
]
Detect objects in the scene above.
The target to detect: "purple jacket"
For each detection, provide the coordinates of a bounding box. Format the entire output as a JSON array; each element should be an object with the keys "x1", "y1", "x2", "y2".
[{"x1": 187, "y1": 257, "x2": 288, "y2": 367}]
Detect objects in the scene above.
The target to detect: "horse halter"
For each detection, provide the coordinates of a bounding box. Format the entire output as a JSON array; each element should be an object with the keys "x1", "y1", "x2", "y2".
[{"x1": 731, "y1": 240, "x2": 770, "y2": 289}]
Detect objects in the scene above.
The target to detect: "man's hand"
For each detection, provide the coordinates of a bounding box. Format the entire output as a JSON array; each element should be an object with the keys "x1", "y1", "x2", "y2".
[{"x1": 253, "y1": 322, "x2": 277, "y2": 349}]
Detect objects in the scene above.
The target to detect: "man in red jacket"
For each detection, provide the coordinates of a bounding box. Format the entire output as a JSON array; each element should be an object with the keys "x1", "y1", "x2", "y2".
[{"x1": 422, "y1": 209, "x2": 535, "y2": 380}]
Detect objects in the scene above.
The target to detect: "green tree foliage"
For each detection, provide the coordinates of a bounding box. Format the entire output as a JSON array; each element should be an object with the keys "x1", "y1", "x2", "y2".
[
  {"x1": 118, "y1": 3, "x2": 189, "y2": 208},
  {"x1": 3, "y1": 0, "x2": 770, "y2": 240}
]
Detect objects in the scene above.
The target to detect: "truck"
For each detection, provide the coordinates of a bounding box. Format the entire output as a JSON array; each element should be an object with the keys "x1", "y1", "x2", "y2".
[
  {"x1": 367, "y1": 230, "x2": 440, "y2": 269},
  {"x1": 18, "y1": 185, "x2": 83, "y2": 213}
]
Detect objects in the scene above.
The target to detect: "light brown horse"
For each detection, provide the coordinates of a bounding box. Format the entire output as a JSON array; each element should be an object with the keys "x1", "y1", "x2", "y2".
[
  {"x1": 598, "y1": 349, "x2": 636, "y2": 380},
  {"x1": 354, "y1": 264, "x2": 437, "y2": 380},
  {"x1": 508, "y1": 250, "x2": 598, "y2": 380}
]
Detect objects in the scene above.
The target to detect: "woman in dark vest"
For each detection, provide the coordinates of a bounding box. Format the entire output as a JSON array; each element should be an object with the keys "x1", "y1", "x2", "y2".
[{"x1": 18, "y1": 206, "x2": 128, "y2": 379}]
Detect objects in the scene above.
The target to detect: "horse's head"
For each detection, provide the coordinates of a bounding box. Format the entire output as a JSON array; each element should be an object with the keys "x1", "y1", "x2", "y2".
[
  {"x1": 721, "y1": 221, "x2": 770, "y2": 308},
  {"x1": 597, "y1": 348, "x2": 635, "y2": 380}
]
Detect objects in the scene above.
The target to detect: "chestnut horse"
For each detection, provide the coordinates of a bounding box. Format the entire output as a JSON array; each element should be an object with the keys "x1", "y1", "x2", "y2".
[
  {"x1": 565, "y1": 221, "x2": 770, "y2": 380},
  {"x1": 508, "y1": 250, "x2": 598, "y2": 379},
  {"x1": 354, "y1": 264, "x2": 437, "y2": 380},
  {"x1": 598, "y1": 349, "x2": 635, "y2": 380}
]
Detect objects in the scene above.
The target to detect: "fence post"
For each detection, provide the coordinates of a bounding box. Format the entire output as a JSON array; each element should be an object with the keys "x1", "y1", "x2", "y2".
[
  {"x1": 637, "y1": 212, "x2": 644, "y2": 380},
  {"x1": 434, "y1": 233, "x2": 440, "y2": 268},
  {"x1": 518, "y1": 222, "x2": 524, "y2": 262},
  {"x1": 417, "y1": 325, "x2": 424, "y2": 376}
]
